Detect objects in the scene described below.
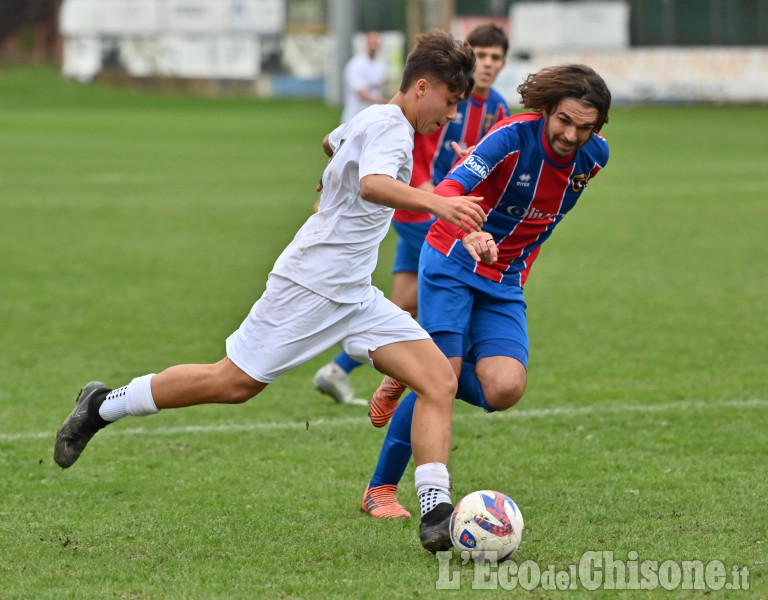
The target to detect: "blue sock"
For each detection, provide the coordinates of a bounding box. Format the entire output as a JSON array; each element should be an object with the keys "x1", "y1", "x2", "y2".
[
  {"x1": 457, "y1": 361, "x2": 495, "y2": 413},
  {"x1": 369, "y1": 391, "x2": 417, "y2": 488},
  {"x1": 333, "y1": 352, "x2": 362, "y2": 374}
]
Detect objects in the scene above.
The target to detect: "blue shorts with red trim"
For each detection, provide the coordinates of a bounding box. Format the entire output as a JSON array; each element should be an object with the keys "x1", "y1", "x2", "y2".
[{"x1": 418, "y1": 243, "x2": 529, "y2": 368}]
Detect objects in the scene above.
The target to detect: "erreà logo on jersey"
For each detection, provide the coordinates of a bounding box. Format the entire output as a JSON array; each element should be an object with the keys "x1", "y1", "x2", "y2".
[{"x1": 462, "y1": 155, "x2": 490, "y2": 179}]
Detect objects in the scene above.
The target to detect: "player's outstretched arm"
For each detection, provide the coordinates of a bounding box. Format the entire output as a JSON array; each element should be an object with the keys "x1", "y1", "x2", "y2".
[{"x1": 360, "y1": 174, "x2": 485, "y2": 233}]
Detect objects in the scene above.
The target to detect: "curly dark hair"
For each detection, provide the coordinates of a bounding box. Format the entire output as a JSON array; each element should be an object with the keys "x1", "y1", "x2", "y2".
[
  {"x1": 518, "y1": 64, "x2": 611, "y2": 131},
  {"x1": 400, "y1": 29, "x2": 476, "y2": 101}
]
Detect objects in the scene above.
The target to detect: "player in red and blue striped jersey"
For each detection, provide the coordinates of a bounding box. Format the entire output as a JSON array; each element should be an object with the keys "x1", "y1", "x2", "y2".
[
  {"x1": 362, "y1": 64, "x2": 612, "y2": 519},
  {"x1": 313, "y1": 24, "x2": 510, "y2": 415},
  {"x1": 425, "y1": 109, "x2": 608, "y2": 288}
]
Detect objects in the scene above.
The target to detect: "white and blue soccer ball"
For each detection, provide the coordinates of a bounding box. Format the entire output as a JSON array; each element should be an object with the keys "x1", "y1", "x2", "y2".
[{"x1": 449, "y1": 490, "x2": 524, "y2": 563}]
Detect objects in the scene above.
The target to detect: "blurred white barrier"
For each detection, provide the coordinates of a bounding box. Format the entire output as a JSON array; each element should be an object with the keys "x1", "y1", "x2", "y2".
[
  {"x1": 60, "y1": 0, "x2": 281, "y2": 81},
  {"x1": 60, "y1": 0, "x2": 768, "y2": 102},
  {"x1": 511, "y1": 1, "x2": 630, "y2": 52},
  {"x1": 502, "y1": 1, "x2": 768, "y2": 103},
  {"x1": 60, "y1": 0, "x2": 105, "y2": 35},
  {"x1": 155, "y1": 34, "x2": 260, "y2": 78},
  {"x1": 102, "y1": 0, "x2": 159, "y2": 34},
  {"x1": 62, "y1": 36, "x2": 103, "y2": 82},
  {"x1": 529, "y1": 48, "x2": 768, "y2": 104}
]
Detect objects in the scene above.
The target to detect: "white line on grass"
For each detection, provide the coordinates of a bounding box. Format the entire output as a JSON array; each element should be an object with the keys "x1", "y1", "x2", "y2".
[{"x1": 2, "y1": 398, "x2": 767, "y2": 443}]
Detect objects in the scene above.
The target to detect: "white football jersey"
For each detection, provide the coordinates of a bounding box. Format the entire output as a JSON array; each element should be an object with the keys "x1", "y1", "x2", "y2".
[{"x1": 271, "y1": 104, "x2": 414, "y2": 303}]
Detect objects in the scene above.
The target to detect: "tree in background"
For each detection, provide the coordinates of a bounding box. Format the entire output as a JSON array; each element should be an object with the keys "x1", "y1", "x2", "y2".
[{"x1": 0, "y1": 0, "x2": 62, "y2": 62}]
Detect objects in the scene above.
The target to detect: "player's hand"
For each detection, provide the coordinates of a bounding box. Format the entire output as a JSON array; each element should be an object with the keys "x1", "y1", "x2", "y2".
[
  {"x1": 463, "y1": 231, "x2": 497, "y2": 265},
  {"x1": 433, "y1": 195, "x2": 486, "y2": 234},
  {"x1": 450, "y1": 141, "x2": 472, "y2": 161}
]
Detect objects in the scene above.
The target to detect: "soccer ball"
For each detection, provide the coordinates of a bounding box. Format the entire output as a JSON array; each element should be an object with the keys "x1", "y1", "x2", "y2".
[{"x1": 449, "y1": 490, "x2": 524, "y2": 562}]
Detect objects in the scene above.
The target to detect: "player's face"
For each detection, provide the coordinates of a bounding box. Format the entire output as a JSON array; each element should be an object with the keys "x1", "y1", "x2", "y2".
[
  {"x1": 366, "y1": 32, "x2": 381, "y2": 57},
  {"x1": 414, "y1": 79, "x2": 464, "y2": 136},
  {"x1": 471, "y1": 45, "x2": 506, "y2": 95},
  {"x1": 543, "y1": 98, "x2": 599, "y2": 157}
]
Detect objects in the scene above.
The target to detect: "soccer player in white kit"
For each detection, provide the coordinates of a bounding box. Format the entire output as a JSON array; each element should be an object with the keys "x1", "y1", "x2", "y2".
[{"x1": 54, "y1": 30, "x2": 485, "y2": 553}]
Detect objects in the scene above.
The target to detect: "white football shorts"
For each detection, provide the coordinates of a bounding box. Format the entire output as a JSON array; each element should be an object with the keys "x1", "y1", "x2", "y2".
[{"x1": 225, "y1": 274, "x2": 429, "y2": 383}]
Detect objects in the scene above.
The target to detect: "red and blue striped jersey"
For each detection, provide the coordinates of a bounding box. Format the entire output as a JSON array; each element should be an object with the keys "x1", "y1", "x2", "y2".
[
  {"x1": 426, "y1": 112, "x2": 609, "y2": 287},
  {"x1": 394, "y1": 89, "x2": 508, "y2": 224}
]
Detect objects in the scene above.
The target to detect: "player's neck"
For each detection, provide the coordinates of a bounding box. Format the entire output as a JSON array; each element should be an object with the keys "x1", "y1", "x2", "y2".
[
  {"x1": 390, "y1": 92, "x2": 410, "y2": 125},
  {"x1": 472, "y1": 86, "x2": 490, "y2": 100}
]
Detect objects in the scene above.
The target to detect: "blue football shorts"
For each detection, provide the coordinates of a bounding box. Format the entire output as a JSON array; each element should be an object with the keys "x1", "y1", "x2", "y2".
[
  {"x1": 418, "y1": 243, "x2": 529, "y2": 368},
  {"x1": 391, "y1": 219, "x2": 436, "y2": 274}
]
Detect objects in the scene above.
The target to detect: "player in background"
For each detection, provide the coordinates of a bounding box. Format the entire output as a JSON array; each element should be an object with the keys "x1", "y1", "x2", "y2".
[
  {"x1": 361, "y1": 64, "x2": 612, "y2": 522},
  {"x1": 54, "y1": 30, "x2": 485, "y2": 553},
  {"x1": 340, "y1": 31, "x2": 389, "y2": 124},
  {"x1": 313, "y1": 24, "x2": 509, "y2": 409}
]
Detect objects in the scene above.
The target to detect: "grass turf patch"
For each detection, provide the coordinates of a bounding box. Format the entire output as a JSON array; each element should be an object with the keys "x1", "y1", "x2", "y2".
[{"x1": 1, "y1": 66, "x2": 766, "y2": 599}]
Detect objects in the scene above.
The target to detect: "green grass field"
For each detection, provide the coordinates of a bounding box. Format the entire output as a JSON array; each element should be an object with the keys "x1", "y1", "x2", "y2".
[{"x1": 1, "y1": 66, "x2": 766, "y2": 599}]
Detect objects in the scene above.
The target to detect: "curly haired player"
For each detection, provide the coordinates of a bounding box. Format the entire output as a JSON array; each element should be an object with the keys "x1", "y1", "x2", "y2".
[{"x1": 361, "y1": 64, "x2": 612, "y2": 523}]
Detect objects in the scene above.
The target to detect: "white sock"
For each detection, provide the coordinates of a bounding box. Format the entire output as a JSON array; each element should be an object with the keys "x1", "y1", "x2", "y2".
[
  {"x1": 415, "y1": 462, "x2": 452, "y2": 516},
  {"x1": 99, "y1": 374, "x2": 159, "y2": 422}
]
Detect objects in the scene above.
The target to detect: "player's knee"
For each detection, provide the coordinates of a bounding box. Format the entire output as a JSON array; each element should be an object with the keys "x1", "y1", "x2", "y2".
[
  {"x1": 400, "y1": 300, "x2": 418, "y2": 318},
  {"x1": 412, "y1": 368, "x2": 457, "y2": 406},
  {"x1": 487, "y1": 389, "x2": 524, "y2": 411},
  {"x1": 484, "y1": 378, "x2": 526, "y2": 411},
  {"x1": 436, "y1": 373, "x2": 458, "y2": 403},
  {"x1": 213, "y1": 360, "x2": 263, "y2": 403},
  {"x1": 391, "y1": 294, "x2": 417, "y2": 317}
]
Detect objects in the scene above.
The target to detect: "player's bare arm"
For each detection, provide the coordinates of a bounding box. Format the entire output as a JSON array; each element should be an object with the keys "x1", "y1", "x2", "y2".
[
  {"x1": 416, "y1": 181, "x2": 436, "y2": 193},
  {"x1": 356, "y1": 88, "x2": 386, "y2": 105},
  {"x1": 360, "y1": 173, "x2": 485, "y2": 233}
]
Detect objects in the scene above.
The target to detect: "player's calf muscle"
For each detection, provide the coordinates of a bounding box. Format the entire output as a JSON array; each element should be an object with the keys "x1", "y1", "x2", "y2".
[{"x1": 153, "y1": 360, "x2": 263, "y2": 407}]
